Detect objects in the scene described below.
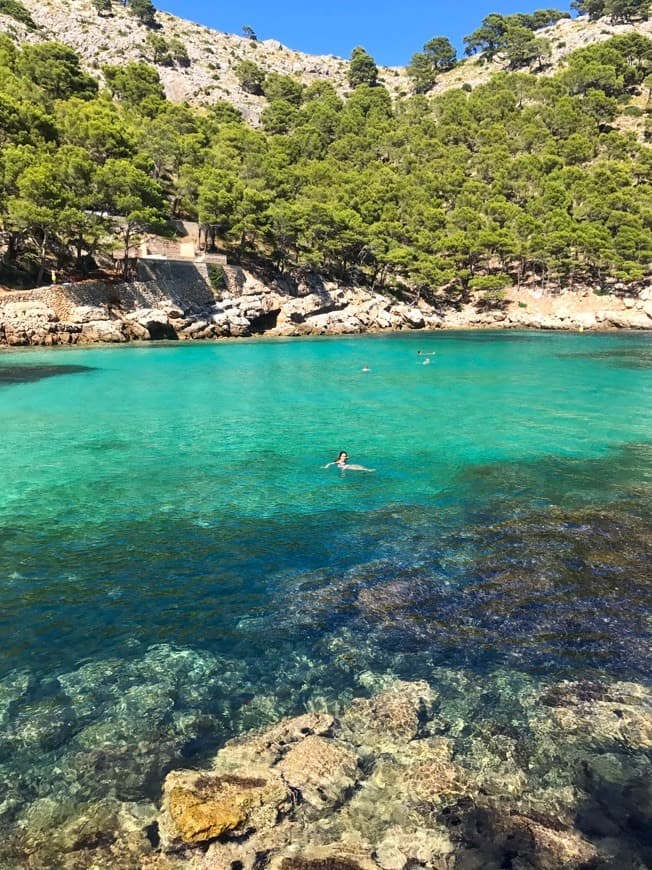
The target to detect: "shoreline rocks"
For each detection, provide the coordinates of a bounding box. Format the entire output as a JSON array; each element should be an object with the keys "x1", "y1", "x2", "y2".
[
  {"x1": 1, "y1": 266, "x2": 651, "y2": 348},
  {"x1": 2, "y1": 663, "x2": 650, "y2": 869}
]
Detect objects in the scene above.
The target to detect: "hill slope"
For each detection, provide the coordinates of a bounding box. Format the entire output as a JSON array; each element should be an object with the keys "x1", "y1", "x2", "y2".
[{"x1": 0, "y1": 0, "x2": 650, "y2": 121}]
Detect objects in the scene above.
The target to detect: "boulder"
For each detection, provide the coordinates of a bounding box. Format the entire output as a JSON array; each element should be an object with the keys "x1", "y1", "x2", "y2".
[
  {"x1": 80, "y1": 321, "x2": 126, "y2": 343},
  {"x1": 341, "y1": 680, "x2": 438, "y2": 751},
  {"x1": 70, "y1": 305, "x2": 109, "y2": 323},
  {"x1": 601, "y1": 310, "x2": 652, "y2": 329},
  {"x1": 126, "y1": 308, "x2": 177, "y2": 340},
  {"x1": 159, "y1": 769, "x2": 291, "y2": 849},
  {"x1": 402, "y1": 307, "x2": 425, "y2": 328},
  {"x1": 278, "y1": 735, "x2": 359, "y2": 812}
]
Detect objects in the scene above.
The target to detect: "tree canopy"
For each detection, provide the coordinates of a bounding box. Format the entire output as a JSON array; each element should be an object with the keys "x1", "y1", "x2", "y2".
[{"x1": 0, "y1": 24, "x2": 650, "y2": 292}]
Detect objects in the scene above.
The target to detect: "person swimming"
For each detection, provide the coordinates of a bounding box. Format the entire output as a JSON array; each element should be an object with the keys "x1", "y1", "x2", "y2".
[{"x1": 323, "y1": 451, "x2": 375, "y2": 472}]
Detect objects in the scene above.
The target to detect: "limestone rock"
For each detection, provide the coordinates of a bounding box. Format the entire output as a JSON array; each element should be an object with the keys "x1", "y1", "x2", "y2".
[
  {"x1": 375, "y1": 826, "x2": 454, "y2": 870},
  {"x1": 402, "y1": 307, "x2": 425, "y2": 328},
  {"x1": 80, "y1": 320, "x2": 126, "y2": 343},
  {"x1": 278, "y1": 735, "x2": 359, "y2": 811},
  {"x1": 341, "y1": 680, "x2": 438, "y2": 750},
  {"x1": 159, "y1": 769, "x2": 291, "y2": 848},
  {"x1": 215, "y1": 712, "x2": 336, "y2": 771},
  {"x1": 601, "y1": 309, "x2": 652, "y2": 329},
  {"x1": 70, "y1": 305, "x2": 109, "y2": 323},
  {"x1": 269, "y1": 842, "x2": 378, "y2": 870}
]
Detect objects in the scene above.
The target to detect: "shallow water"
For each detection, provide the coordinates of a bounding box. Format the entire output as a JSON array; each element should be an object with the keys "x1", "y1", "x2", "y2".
[{"x1": 0, "y1": 331, "x2": 650, "y2": 859}]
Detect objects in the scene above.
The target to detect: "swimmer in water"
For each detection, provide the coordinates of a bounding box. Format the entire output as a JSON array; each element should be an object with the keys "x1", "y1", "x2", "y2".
[
  {"x1": 417, "y1": 350, "x2": 436, "y2": 356},
  {"x1": 323, "y1": 451, "x2": 375, "y2": 472}
]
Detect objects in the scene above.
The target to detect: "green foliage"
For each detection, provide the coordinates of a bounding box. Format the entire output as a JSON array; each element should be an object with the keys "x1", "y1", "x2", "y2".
[
  {"x1": 463, "y1": 10, "x2": 566, "y2": 62},
  {"x1": 235, "y1": 58, "x2": 265, "y2": 94},
  {"x1": 103, "y1": 62, "x2": 165, "y2": 109},
  {"x1": 261, "y1": 99, "x2": 298, "y2": 134},
  {"x1": 207, "y1": 263, "x2": 226, "y2": 290},
  {"x1": 0, "y1": 0, "x2": 35, "y2": 28},
  {"x1": 145, "y1": 33, "x2": 189, "y2": 66},
  {"x1": 572, "y1": 0, "x2": 650, "y2": 20},
  {"x1": 1, "y1": 30, "x2": 651, "y2": 292},
  {"x1": 348, "y1": 46, "x2": 378, "y2": 88},
  {"x1": 17, "y1": 43, "x2": 98, "y2": 102},
  {"x1": 92, "y1": 0, "x2": 112, "y2": 15},
  {"x1": 469, "y1": 275, "x2": 511, "y2": 291},
  {"x1": 423, "y1": 36, "x2": 457, "y2": 71},
  {"x1": 241, "y1": 25, "x2": 257, "y2": 41},
  {"x1": 129, "y1": 0, "x2": 156, "y2": 26},
  {"x1": 407, "y1": 36, "x2": 457, "y2": 94},
  {"x1": 208, "y1": 101, "x2": 244, "y2": 124},
  {"x1": 407, "y1": 52, "x2": 438, "y2": 94},
  {"x1": 263, "y1": 72, "x2": 303, "y2": 106}
]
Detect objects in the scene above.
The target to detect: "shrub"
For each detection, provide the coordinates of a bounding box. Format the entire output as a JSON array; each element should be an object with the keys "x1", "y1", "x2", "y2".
[
  {"x1": 207, "y1": 263, "x2": 226, "y2": 291},
  {"x1": 469, "y1": 274, "x2": 510, "y2": 292},
  {"x1": 0, "y1": 0, "x2": 35, "y2": 28}
]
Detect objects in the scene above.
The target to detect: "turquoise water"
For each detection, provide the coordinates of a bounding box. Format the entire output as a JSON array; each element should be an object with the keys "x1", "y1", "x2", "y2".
[{"x1": 0, "y1": 330, "x2": 650, "y2": 855}]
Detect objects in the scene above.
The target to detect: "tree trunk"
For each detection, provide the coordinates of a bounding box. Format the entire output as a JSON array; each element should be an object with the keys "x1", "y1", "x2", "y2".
[{"x1": 36, "y1": 231, "x2": 48, "y2": 286}]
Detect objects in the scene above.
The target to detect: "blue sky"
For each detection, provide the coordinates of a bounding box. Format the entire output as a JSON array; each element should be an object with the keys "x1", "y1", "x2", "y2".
[{"x1": 157, "y1": 0, "x2": 575, "y2": 66}]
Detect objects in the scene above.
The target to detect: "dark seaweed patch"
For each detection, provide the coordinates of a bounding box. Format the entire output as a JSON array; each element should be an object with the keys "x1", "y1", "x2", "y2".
[{"x1": 0, "y1": 364, "x2": 94, "y2": 385}]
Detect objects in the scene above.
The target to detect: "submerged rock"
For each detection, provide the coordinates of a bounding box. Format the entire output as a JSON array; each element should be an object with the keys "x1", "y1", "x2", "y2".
[
  {"x1": 160, "y1": 769, "x2": 291, "y2": 847},
  {"x1": 279, "y1": 735, "x2": 359, "y2": 812}
]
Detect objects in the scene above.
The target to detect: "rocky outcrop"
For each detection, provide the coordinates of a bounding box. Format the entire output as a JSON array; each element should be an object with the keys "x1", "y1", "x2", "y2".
[
  {"x1": 1, "y1": 268, "x2": 651, "y2": 348},
  {"x1": 5, "y1": 664, "x2": 651, "y2": 868},
  {"x1": 0, "y1": 265, "x2": 443, "y2": 347},
  {"x1": 144, "y1": 676, "x2": 650, "y2": 869}
]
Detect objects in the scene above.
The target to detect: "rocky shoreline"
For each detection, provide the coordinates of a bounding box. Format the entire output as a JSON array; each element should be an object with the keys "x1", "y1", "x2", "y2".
[
  {"x1": 9, "y1": 669, "x2": 650, "y2": 869},
  {"x1": 1, "y1": 263, "x2": 651, "y2": 348}
]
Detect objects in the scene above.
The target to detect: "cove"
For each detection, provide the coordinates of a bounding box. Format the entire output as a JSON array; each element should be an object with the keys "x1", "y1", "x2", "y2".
[{"x1": 0, "y1": 330, "x2": 650, "y2": 866}]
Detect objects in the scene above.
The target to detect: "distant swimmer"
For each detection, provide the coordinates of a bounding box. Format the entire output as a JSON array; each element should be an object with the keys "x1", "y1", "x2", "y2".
[
  {"x1": 323, "y1": 450, "x2": 375, "y2": 472},
  {"x1": 362, "y1": 365, "x2": 370, "y2": 372},
  {"x1": 422, "y1": 358, "x2": 431, "y2": 365},
  {"x1": 417, "y1": 350, "x2": 436, "y2": 356}
]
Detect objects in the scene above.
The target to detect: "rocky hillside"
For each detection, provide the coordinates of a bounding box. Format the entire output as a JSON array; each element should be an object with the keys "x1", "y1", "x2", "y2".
[{"x1": 0, "y1": 0, "x2": 650, "y2": 122}]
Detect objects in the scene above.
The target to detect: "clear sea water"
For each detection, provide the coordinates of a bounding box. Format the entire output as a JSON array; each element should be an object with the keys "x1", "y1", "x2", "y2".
[{"x1": 0, "y1": 330, "x2": 650, "y2": 853}]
